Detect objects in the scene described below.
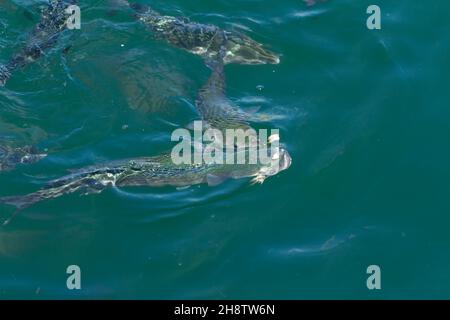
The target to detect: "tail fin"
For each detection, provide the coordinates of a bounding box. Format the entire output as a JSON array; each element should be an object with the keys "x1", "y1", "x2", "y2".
[
  {"x1": 0, "y1": 193, "x2": 42, "y2": 211},
  {"x1": 2, "y1": 209, "x2": 20, "y2": 226},
  {"x1": 0, "y1": 193, "x2": 42, "y2": 226}
]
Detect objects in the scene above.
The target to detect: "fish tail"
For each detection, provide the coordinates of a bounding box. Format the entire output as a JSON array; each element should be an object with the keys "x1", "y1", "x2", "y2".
[
  {"x1": 2, "y1": 209, "x2": 20, "y2": 226},
  {"x1": 0, "y1": 192, "x2": 45, "y2": 225},
  {"x1": 0, "y1": 194, "x2": 38, "y2": 225},
  {"x1": 0, "y1": 193, "x2": 43, "y2": 211},
  {"x1": 0, "y1": 179, "x2": 95, "y2": 215}
]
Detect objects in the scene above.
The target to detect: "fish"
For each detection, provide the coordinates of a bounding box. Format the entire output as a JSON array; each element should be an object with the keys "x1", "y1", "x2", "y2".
[
  {"x1": 124, "y1": 1, "x2": 280, "y2": 65},
  {"x1": 0, "y1": 144, "x2": 47, "y2": 172},
  {"x1": 195, "y1": 48, "x2": 253, "y2": 133},
  {"x1": 0, "y1": 0, "x2": 77, "y2": 86},
  {"x1": 0, "y1": 147, "x2": 291, "y2": 210},
  {"x1": 194, "y1": 49, "x2": 283, "y2": 147}
]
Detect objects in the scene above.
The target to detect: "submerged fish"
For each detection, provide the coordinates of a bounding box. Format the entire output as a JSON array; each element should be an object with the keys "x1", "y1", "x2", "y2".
[
  {"x1": 0, "y1": 147, "x2": 291, "y2": 210},
  {"x1": 196, "y1": 51, "x2": 253, "y2": 133},
  {"x1": 125, "y1": 1, "x2": 280, "y2": 65},
  {"x1": 0, "y1": 0, "x2": 77, "y2": 86},
  {"x1": 0, "y1": 144, "x2": 47, "y2": 172},
  {"x1": 194, "y1": 50, "x2": 283, "y2": 147}
]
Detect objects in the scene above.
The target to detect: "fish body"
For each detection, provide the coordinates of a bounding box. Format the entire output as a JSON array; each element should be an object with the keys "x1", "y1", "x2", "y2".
[
  {"x1": 128, "y1": 2, "x2": 280, "y2": 65},
  {"x1": 196, "y1": 52, "x2": 251, "y2": 133},
  {"x1": 0, "y1": 0, "x2": 77, "y2": 86},
  {"x1": 195, "y1": 51, "x2": 281, "y2": 147},
  {"x1": 0, "y1": 148, "x2": 291, "y2": 209}
]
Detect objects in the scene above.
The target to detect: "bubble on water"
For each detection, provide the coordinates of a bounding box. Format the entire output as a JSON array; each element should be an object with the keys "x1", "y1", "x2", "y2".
[
  {"x1": 122, "y1": 124, "x2": 129, "y2": 130},
  {"x1": 256, "y1": 85, "x2": 264, "y2": 91}
]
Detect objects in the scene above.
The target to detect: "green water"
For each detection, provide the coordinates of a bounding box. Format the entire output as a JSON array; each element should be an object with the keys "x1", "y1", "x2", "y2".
[{"x1": 0, "y1": 0, "x2": 449, "y2": 299}]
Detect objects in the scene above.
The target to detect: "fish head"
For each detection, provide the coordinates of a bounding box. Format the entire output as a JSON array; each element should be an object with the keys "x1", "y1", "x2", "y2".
[
  {"x1": 269, "y1": 146, "x2": 292, "y2": 175},
  {"x1": 251, "y1": 147, "x2": 291, "y2": 184},
  {"x1": 279, "y1": 147, "x2": 292, "y2": 172},
  {"x1": 223, "y1": 31, "x2": 280, "y2": 65}
]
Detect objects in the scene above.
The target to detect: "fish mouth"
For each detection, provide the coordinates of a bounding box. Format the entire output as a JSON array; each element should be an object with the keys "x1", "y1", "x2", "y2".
[
  {"x1": 224, "y1": 32, "x2": 280, "y2": 65},
  {"x1": 279, "y1": 148, "x2": 292, "y2": 171}
]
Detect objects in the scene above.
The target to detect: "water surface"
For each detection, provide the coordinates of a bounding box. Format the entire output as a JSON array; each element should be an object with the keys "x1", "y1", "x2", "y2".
[{"x1": 0, "y1": 0, "x2": 449, "y2": 299}]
